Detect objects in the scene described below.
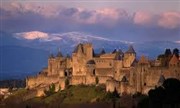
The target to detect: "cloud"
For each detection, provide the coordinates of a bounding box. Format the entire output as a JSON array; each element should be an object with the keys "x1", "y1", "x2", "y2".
[
  {"x1": 0, "y1": 2, "x2": 129, "y2": 25},
  {"x1": 158, "y1": 11, "x2": 180, "y2": 29},
  {"x1": 133, "y1": 11, "x2": 154, "y2": 25},
  {"x1": 0, "y1": 2, "x2": 63, "y2": 18},
  {"x1": 133, "y1": 11, "x2": 180, "y2": 29},
  {"x1": 1, "y1": 1, "x2": 180, "y2": 42},
  {"x1": 2, "y1": 2, "x2": 179, "y2": 29}
]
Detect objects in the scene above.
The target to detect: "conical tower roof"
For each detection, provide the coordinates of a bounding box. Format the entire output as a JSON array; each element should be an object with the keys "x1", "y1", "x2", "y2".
[
  {"x1": 66, "y1": 54, "x2": 70, "y2": 58},
  {"x1": 73, "y1": 43, "x2": 84, "y2": 53},
  {"x1": 57, "y1": 51, "x2": 63, "y2": 57},
  {"x1": 125, "y1": 45, "x2": 136, "y2": 54},
  {"x1": 49, "y1": 53, "x2": 54, "y2": 59},
  {"x1": 117, "y1": 49, "x2": 123, "y2": 54},
  {"x1": 112, "y1": 49, "x2": 117, "y2": 53}
]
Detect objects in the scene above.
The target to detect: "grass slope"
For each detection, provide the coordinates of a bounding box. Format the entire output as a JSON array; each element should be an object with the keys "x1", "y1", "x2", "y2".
[{"x1": 1, "y1": 85, "x2": 113, "y2": 108}]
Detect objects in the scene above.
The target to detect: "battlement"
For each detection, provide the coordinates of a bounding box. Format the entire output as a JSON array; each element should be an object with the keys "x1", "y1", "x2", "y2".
[{"x1": 26, "y1": 43, "x2": 180, "y2": 96}]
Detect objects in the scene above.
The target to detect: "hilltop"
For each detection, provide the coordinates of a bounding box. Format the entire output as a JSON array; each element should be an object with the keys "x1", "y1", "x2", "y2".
[{"x1": 1, "y1": 85, "x2": 122, "y2": 108}]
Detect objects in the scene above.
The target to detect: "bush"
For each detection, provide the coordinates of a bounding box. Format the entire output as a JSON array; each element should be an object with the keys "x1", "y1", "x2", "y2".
[
  {"x1": 44, "y1": 83, "x2": 55, "y2": 96},
  {"x1": 104, "y1": 89, "x2": 120, "y2": 101}
]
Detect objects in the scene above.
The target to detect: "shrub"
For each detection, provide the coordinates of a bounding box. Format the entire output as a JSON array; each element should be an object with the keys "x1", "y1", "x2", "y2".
[{"x1": 44, "y1": 83, "x2": 55, "y2": 96}]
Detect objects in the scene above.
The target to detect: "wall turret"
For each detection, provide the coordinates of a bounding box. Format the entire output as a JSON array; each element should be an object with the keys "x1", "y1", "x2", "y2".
[
  {"x1": 123, "y1": 45, "x2": 136, "y2": 67},
  {"x1": 136, "y1": 55, "x2": 150, "y2": 93},
  {"x1": 72, "y1": 43, "x2": 93, "y2": 76},
  {"x1": 56, "y1": 51, "x2": 63, "y2": 58}
]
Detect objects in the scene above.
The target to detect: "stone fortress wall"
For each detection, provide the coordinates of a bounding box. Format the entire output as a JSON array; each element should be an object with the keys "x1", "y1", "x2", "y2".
[{"x1": 26, "y1": 43, "x2": 180, "y2": 97}]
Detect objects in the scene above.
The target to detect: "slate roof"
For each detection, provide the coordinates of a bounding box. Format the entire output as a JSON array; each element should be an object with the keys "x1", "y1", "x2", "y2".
[
  {"x1": 66, "y1": 54, "x2": 70, "y2": 58},
  {"x1": 125, "y1": 45, "x2": 136, "y2": 54},
  {"x1": 56, "y1": 51, "x2": 63, "y2": 57},
  {"x1": 49, "y1": 54, "x2": 54, "y2": 58},
  {"x1": 73, "y1": 43, "x2": 84, "y2": 53},
  {"x1": 112, "y1": 49, "x2": 118, "y2": 53}
]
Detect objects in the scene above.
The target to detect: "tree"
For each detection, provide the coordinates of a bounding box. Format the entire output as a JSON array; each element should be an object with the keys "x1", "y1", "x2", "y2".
[{"x1": 148, "y1": 78, "x2": 180, "y2": 108}]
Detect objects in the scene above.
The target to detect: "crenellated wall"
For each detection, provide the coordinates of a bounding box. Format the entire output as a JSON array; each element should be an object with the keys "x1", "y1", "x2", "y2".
[
  {"x1": 26, "y1": 43, "x2": 180, "y2": 97},
  {"x1": 26, "y1": 75, "x2": 59, "y2": 89}
]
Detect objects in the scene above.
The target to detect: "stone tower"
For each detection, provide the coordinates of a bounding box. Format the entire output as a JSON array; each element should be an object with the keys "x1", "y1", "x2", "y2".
[
  {"x1": 136, "y1": 56, "x2": 150, "y2": 93},
  {"x1": 48, "y1": 51, "x2": 64, "y2": 76},
  {"x1": 123, "y1": 45, "x2": 136, "y2": 67},
  {"x1": 72, "y1": 43, "x2": 93, "y2": 76},
  {"x1": 83, "y1": 43, "x2": 93, "y2": 60},
  {"x1": 48, "y1": 54, "x2": 56, "y2": 76}
]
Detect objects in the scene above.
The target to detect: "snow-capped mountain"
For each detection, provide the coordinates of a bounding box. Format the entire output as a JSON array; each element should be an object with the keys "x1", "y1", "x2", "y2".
[
  {"x1": 14, "y1": 31, "x2": 132, "y2": 43},
  {"x1": 14, "y1": 31, "x2": 180, "y2": 57},
  {"x1": 14, "y1": 31, "x2": 132, "y2": 53},
  {"x1": 1, "y1": 31, "x2": 179, "y2": 79}
]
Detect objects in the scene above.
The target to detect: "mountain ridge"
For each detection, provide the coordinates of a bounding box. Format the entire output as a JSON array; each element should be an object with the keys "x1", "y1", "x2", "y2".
[{"x1": 1, "y1": 31, "x2": 179, "y2": 79}]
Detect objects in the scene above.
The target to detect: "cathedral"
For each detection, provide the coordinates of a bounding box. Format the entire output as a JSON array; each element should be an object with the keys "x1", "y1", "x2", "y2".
[{"x1": 26, "y1": 43, "x2": 180, "y2": 97}]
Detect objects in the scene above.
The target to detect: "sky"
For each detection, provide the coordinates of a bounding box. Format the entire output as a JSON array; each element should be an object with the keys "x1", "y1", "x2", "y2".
[{"x1": 0, "y1": 0, "x2": 180, "y2": 42}]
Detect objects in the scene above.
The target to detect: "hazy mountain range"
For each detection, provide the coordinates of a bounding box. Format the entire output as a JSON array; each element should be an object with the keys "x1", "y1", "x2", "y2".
[{"x1": 1, "y1": 31, "x2": 179, "y2": 80}]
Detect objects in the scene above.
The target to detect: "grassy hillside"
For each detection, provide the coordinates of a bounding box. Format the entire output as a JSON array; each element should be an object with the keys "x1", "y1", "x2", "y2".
[
  {"x1": 62, "y1": 85, "x2": 106, "y2": 104},
  {"x1": 1, "y1": 85, "x2": 120, "y2": 108}
]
